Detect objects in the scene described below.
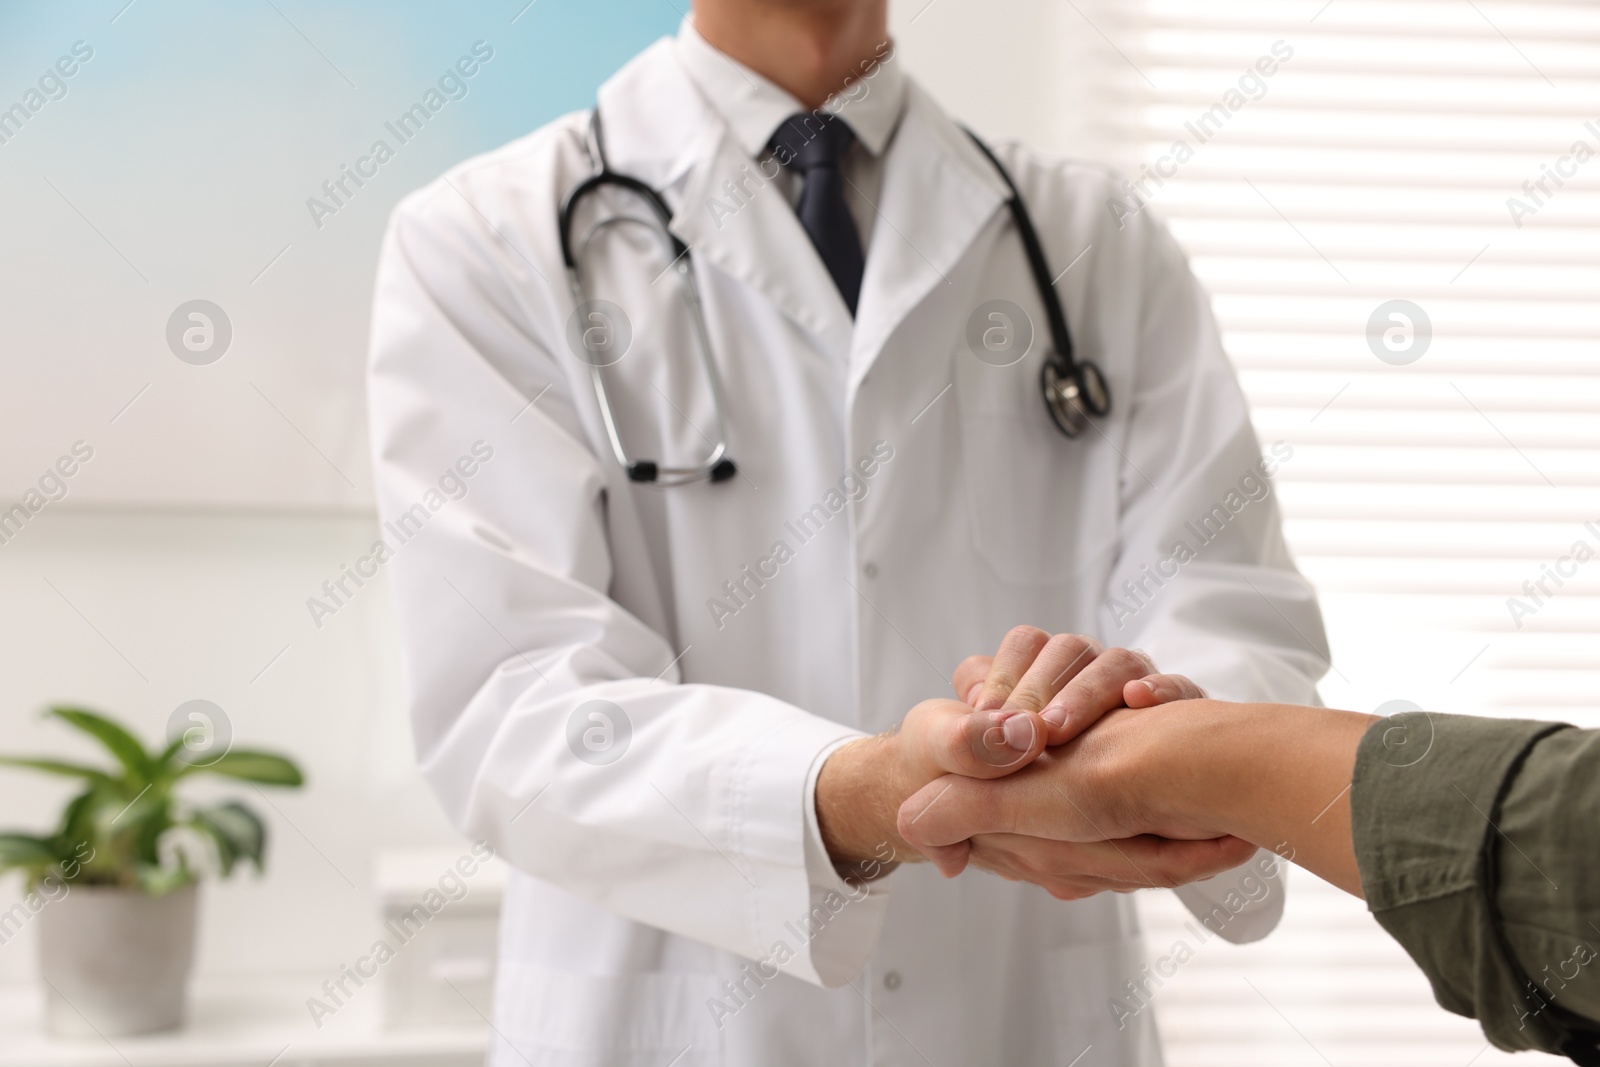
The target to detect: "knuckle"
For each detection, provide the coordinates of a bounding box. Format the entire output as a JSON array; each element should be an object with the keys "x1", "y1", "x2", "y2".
[
  {"x1": 1104, "y1": 647, "x2": 1146, "y2": 676},
  {"x1": 1054, "y1": 633, "x2": 1101, "y2": 660},
  {"x1": 1044, "y1": 632, "x2": 1085, "y2": 655},
  {"x1": 1002, "y1": 625, "x2": 1050, "y2": 652},
  {"x1": 1042, "y1": 633, "x2": 1097, "y2": 675}
]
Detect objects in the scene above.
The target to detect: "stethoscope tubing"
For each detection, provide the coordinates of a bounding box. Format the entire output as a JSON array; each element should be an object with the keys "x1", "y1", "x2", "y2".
[{"x1": 558, "y1": 106, "x2": 1111, "y2": 483}]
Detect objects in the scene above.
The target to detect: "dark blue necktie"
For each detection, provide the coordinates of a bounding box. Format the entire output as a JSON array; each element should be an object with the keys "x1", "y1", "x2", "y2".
[{"x1": 769, "y1": 112, "x2": 865, "y2": 316}]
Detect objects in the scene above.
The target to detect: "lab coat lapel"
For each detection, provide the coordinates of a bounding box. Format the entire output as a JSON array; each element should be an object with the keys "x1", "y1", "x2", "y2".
[
  {"x1": 601, "y1": 39, "x2": 856, "y2": 357},
  {"x1": 671, "y1": 132, "x2": 856, "y2": 359},
  {"x1": 594, "y1": 39, "x2": 708, "y2": 191},
  {"x1": 848, "y1": 84, "x2": 1010, "y2": 395}
]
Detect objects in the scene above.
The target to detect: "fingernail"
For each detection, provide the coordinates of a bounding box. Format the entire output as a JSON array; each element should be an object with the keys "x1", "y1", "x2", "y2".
[
  {"x1": 1042, "y1": 704, "x2": 1067, "y2": 728},
  {"x1": 1001, "y1": 712, "x2": 1035, "y2": 751},
  {"x1": 1136, "y1": 679, "x2": 1159, "y2": 699}
]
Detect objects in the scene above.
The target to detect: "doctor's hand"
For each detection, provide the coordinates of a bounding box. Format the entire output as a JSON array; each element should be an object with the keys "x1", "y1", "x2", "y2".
[
  {"x1": 952, "y1": 626, "x2": 1206, "y2": 744},
  {"x1": 816, "y1": 693, "x2": 1051, "y2": 879},
  {"x1": 816, "y1": 627, "x2": 1194, "y2": 880}
]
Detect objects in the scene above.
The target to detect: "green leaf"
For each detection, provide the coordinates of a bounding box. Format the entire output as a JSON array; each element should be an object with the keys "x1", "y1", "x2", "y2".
[
  {"x1": 0, "y1": 834, "x2": 62, "y2": 871},
  {"x1": 46, "y1": 707, "x2": 153, "y2": 782},
  {"x1": 190, "y1": 820, "x2": 235, "y2": 876},
  {"x1": 128, "y1": 793, "x2": 174, "y2": 869},
  {"x1": 154, "y1": 737, "x2": 187, "y2": 770},
  {"x1": 189, "y1": 802, "x2": 266, "y2": 877},
  {"x1": 0, "y1": 756, "x2": 115, "y2": 788},
  {"x1": 53, "y1": 788, "x2": 106, "y2": 859},
  {"x1": 178, "y1": 749, "x2": 303, "y2": 787}
]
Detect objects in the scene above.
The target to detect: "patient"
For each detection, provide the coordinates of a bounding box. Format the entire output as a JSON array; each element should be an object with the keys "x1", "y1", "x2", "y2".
[{"x1": 902, "y1": 633, "x2": 1600, "y2": 1065}]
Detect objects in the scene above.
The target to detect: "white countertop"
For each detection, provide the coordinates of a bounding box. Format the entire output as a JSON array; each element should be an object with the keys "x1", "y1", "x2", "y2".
[{"x1": 0, "y1": 977, "x2": 488, "y2": 1067}]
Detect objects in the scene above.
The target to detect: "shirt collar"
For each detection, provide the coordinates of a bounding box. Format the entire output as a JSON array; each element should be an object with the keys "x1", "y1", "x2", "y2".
[{"x1": 673, "y1": 16, "x2": 906, "y2": 160}]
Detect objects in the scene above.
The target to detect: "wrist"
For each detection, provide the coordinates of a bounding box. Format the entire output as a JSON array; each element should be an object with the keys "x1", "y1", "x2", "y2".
[
  {"x1": 1186, "y1": 701, "x2": 1282, "y2": 841},
  {"x1": 1121, "y1": 699, "x2": 1246, "y2": 838},
  {"x1": 1150, "y1": 701, "x2": 1375, "y2": 879},
  {"x1": 815, "y1": 733, "x2": 918, "y2": 873}
]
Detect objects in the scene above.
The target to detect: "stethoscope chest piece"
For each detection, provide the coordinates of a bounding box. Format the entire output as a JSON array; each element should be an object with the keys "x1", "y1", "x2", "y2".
[{"x1": 1040, "y1": 357, "x2": 1111, "y2": 439}]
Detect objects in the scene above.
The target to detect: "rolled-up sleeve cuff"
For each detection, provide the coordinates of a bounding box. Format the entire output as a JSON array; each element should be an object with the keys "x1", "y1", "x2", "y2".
[
  {"x1": 1352, "y1": 712, "x2": 1563, "y2": 914},
  {"x1": 1350, "y1": 711, "x2": 1572, "y2": 1049}
]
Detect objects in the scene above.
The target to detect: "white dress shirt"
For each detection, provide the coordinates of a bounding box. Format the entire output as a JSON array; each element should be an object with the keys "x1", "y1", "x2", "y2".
[{"x1": 674, "y1": 17, "x2": 906, "y2": 254}]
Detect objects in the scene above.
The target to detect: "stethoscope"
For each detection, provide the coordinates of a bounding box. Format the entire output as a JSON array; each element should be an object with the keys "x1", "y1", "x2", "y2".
[{"x1": 558, "y1": 106, "x2": 1111, "y2": 487}]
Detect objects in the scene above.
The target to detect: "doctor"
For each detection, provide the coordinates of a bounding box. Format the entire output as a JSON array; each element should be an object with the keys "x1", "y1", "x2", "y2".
[{"x1": 367, "y1": 0, "x2": 1330, "y2": 1063}]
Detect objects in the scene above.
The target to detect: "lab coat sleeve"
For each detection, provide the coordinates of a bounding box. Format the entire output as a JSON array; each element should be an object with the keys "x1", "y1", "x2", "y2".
[
  {"x1": 366, "y1": 171, "x2": 876, "y2": 987},
  {"x1": 1097, "y1": 201, "x2": 1331, "y2": 942}
]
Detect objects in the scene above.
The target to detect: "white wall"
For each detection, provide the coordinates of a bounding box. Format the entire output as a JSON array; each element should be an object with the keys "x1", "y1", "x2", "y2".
[{"x1": 889, "y1": 0, "x2": 1115, "y2": 163}]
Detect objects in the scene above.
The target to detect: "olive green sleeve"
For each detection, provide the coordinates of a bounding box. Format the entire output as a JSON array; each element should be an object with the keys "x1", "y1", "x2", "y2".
[{"x1": 1351, "y1": 712, "x2": 1600, "y2": 1062}]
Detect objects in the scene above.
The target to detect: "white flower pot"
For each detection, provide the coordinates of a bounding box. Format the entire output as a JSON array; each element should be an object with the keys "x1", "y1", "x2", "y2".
[{"x1": 38, "y1": 882, "x2": 198, "y2": 1037}]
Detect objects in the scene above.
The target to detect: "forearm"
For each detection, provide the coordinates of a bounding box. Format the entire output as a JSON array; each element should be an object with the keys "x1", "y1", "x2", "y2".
[{"x1": 1149, "y1": 701, "x2": 1376, "y2": 895}]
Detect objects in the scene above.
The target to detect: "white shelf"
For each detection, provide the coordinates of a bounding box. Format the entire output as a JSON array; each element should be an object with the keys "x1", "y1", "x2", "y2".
[{"x1": 0, "y1": 976, "x2": 488, "y2": 1067}]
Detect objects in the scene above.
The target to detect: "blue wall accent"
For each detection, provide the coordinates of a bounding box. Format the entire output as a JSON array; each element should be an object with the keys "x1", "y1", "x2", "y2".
[{"x1": 0, "y1": 1, "x2": 682, "y2": 506}]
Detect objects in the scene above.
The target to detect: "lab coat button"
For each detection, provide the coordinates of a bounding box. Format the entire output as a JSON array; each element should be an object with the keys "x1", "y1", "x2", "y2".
[
  {"x1": 862, "y1": 561, "x2": 880, "y2": 579},
  {"x1": 882, "y1": 970, "x2": 902, "y2": 991}
]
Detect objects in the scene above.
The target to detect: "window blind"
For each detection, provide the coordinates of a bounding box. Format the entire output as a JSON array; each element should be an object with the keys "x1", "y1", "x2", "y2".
[{"x1": 1083, "y1": 2, "x2": 1597, "y2": 1063}]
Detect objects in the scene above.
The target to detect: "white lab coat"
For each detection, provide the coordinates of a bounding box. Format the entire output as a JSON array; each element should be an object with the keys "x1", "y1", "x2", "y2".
[{"x1": 368, "y1": 36, "x2": 1329, "y2": 1067}]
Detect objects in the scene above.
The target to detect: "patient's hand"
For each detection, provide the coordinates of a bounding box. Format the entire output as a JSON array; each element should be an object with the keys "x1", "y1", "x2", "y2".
[
  {"x1": 898, "y1": 704, "x2": 1257, "y2": 895},
  {"x1": 899, "y1": 696, "x2": 1374, "y2": 896}
]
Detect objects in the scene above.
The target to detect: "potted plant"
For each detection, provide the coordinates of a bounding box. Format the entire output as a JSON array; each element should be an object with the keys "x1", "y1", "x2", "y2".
[{"x1": 0, "y1": 705, "x2": 303, "y2": 1037}]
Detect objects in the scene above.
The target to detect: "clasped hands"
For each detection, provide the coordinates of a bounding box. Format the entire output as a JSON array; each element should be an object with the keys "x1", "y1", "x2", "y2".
[{"x1": 816, "y1": 626, "x2": 1258, "y2": 898}]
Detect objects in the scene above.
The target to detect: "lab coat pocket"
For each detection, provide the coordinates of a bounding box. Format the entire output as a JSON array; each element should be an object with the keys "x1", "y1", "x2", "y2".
[
  {"x1": 956, "y1": 365, "x2": 1120, "y2": 587},
  {"x1": 1046, "y1": 939, "x2": 1164, "y2": 1067},
  {"x1": 491, "y1": 962, "x2": 725, "y2": 1067}
]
